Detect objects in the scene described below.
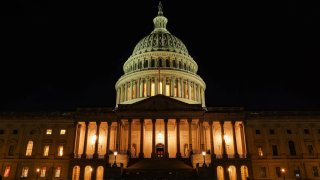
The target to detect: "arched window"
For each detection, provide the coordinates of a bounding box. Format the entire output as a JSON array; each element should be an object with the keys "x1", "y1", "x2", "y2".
[
  {"x1": 84, "y1": 166, "x2": 92, "y2": 180},
  {"x1": 184, "y1": 63, "x2": 186, "y2": 70},
  {"x1": 151, "y1": 59, "x2": 155, "y2": 67},
  {"x1": 217, "y1": 166, "x2": 224, "y2": 180},
  {"x1": 54, "y1": 166, "x2": 61, "y2": 178},
  {"x1": 173, "y1": 60, "x2": 177, "y2": 68},
  {"x1": 241, "y1": 166, "x2": 249, "y2": 180},
  {"x1": 289, "y1": 141, "x2": 296, "y2": 155},
  {"x1": 144, "y1": 60, "x2": 148, "y2": 68},
  {"x1": 158, "y1": 59, "x2": 162, "y2": 67},
  {"x1": 96, "y1": 166, "x2": 104, "y2": 180},
  {"x1": 179, "y1": 61, "x2": 182, "y2": 69},
  {"x1": 139, "y1": 61, "x2": 142, "y2": 69},
  {"x1": 166, "y1": 59, "x2": 170, "y2": 67},
  {"x1": 25, "y1": 140, "x2": 33, "y2": 156},
  {"x1": 72, "y1": 166, "x2": 80, "y2": 180},
  {"x1": 228, "y1": 165, "x2": 237, "y2": 180}
]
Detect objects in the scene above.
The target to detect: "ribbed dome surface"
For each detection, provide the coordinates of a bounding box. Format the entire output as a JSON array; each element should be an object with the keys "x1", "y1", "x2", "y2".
[
  {"x1": 131, "y1": 2, "x2": 189, "y2": 56},
  {"x1": 132, "y1": 32, "x2": 189, "y2": 56}
]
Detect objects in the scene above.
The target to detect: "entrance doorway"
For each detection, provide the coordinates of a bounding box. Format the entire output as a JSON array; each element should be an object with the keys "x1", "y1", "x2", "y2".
[{"x1": 156, "y1": 143, "x2": 164, "y2": 158}]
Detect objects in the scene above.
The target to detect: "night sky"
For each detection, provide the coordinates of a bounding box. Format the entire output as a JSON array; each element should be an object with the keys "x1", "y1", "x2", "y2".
[{"x1": 1, "y1": 0, "x2": 319, "y2": 112}]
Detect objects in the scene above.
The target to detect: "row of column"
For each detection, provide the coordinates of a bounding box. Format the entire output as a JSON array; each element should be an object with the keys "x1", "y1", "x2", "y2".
[
  {"x1": 74, "y1": 119, "x2": 247, "y2": 159},
  {"x1": 116, "y1": 76, "x2": 204, "y2": 105}
]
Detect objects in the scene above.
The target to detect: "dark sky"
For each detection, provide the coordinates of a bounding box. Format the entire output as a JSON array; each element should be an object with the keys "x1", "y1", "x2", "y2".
[{"x1": 1, "y1": 0, "x2": 319, "y2": 112}]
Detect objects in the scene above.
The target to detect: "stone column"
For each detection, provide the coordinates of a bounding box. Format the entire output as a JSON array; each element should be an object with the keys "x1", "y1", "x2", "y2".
[
  {"x1": 196, "y1": 84, "x2": 200, "y2": 102},
  {"x1": 116, "y1": 120, "x2": 121, "y2": 151},
  {"x1": 155, "y1": 77, "x2": 159, "y2": 95},
  {"x1": 171, "y1": 77, "x2": 174, "y2": 97},
  {"x1": 231, "y1": 121, "x2": 239, "y2": 158},
  {"x1": 130, "y1": 81, "x2": 133, "y2": 100},
  {"x1": 93, "y1": 121, "x2": 101, "y2": 158},
  {"x1": 73, "y1": 123, "x2": 81, "y2": 158},
  {"x1": 209, "y1": 121, "x2": 216, "y2": 158},
  {"x1": 193, "y1": 82, "x2": 196, "y2": 101},
  {"x1": 242, "y1": 121, "x2": 250, "y2": 158},
  {"x1": 220, "y1": 121, "x2": 227, "y2": 158},
  {"x1": 137, "y1": 79, "x2": 140, "y2": 98},
  {"x1": 105, "y1": 121, "x2": 112, "y2": 159},
  {"x1": 151, "y1": 119, "x2": 156, "y2": 158},
  {"x1": 124, "y1": 82, "x2": 128, "y2": 101},
  {"x1": 121, "y1": 85, "x2": 125, "y2": 102},
  {"x1": 162, "y1": 77, "x2": 166, "y2": 95},
  {"x1": 127, "y1": 119, "x2": 132, "y2": 157},
  {"x1": 188, "y1": 119, "x2": 193, "y2": 153},
  {"x1": 164, "y1": 119, "x2": 169, "y2": 158},
  {"x1": 146, "y1": 77, "x2": 150, "y2": 97},
  {"x1": 201, "y1": 87, "x2": 206, "y2": 107},
  {"x1": 116, "y1": 88, "x2": 120, "y2": 105},
  {"x1": 139, "y1": 119, "x2": 144, "y2": 158},
  {"x1": 178, "y1": 78, "x2": 181, "y2": 97},
  {"x1": 176, "y1": 119, "x2": 181, "y2": 158},
  {"x1": 181, "y1": 79, "x2": 185, "y2": 98},
  {"x1": 199, "y1": 119, "x2": 204, "y2": 150},
  {"x1": 81, "y1": 121, "x2": 89, "y2": 159},
  {"x1": 188, "y1": 80, "x2": 191, "y2": 99}
]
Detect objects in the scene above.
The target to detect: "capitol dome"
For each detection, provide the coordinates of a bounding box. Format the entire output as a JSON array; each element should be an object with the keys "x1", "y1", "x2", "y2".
[
  {"x1": 115, "y1": 2, "x2": 206, "y2": 107},
  {"x1": 132, "y1": 15, "x2": 189, "y2": 56}
]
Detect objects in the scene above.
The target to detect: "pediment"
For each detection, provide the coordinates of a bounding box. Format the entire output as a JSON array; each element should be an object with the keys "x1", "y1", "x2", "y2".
[{"x1": 116, "y1": 95, "x2": 203, "y2": 112}]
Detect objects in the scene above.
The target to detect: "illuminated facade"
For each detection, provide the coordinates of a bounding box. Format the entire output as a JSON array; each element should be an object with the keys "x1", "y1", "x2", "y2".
[{"x1": 1, "y1": 2, "x2": 320, "y2": 180}]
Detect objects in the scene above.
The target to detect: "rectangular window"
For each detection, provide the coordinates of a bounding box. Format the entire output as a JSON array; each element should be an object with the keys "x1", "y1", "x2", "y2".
[
  {"x1": 13, "y1": 129, "x2": 18, "y2": 134},
  {"x1": 55, "y1": 166, "x2": 61, "y2": 177},
  {"x1": 269, "y1": 129, "x2": 275, "y2": 134},
  {"x1": 40, "y1": 167, "x2": 46, "y2": 177},
  {"x1": 313, "y1": 166, "x2": 319, "y2": 177},
  {"x1": 43, "y1": 145, "x2": 50, "y2": 156},
  {"x1": 21, "y1": 166, "x2": 29, "y2": 178},
  {"x1": 25, "y1": 141, "x2": 33, "y2": 156},
  {"x1": 275, "y1": 167, "x2": 281, "y2": 177},
  {"x1": 0, "y1": 129, "x2": 4, "y2": 134},
  {"x1": 259, "y1": 167, "x2": 267, "y2": 178},
  {"x1": 258, "y1": 146, "x2": 264, "y2": 156},
  {"x1": 272, "y1": 145, "x2": 278, "y2": 156},
  {"x1": 304, "y1": 129, "x2": 310, "y2": 134},
  {"x1": 46, "y1": 129, "x2": 52, "y2": 135},
  {"x1": 255, "y1": 130, "x2": 261, "y2": 134},
  {"x1": 8, "y1": 145, "x2": 14, "y2": 156},
  {"x1": 4, "y1": 166, "x2": 11, "y2": 177},
  {"x1": 294, "y1": 169, "x2": 301, "y2": 178},
  {"x1": 287, "y1": 129, "x2": 292, "y2": 134},
  {"x1": 307, "y1": 145, "x2": 314, "y2": 155},
  {"x1": 58, "y1": 146, "x2": 63, "y2": 156},
  {"x1": 60, "y1": 129, "x2": 66, "y2": 135}
]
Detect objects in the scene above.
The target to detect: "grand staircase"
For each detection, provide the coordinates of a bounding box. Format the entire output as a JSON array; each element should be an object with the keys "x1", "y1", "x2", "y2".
[{"x1": 122, "y1": 158, "x2": 198, "y2": 180}]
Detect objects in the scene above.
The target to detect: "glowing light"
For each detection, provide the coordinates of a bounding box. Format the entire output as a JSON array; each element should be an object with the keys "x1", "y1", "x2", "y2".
[
  {"x1": 114, "y1": 151, "x2": 118, "y2": 156},
  {"x1": 157, "y1": 132, "x2": 163, "y2": 142},
  {"x1": 90, "y1": 135, "x2": 97, "y2": 145},
  {"x1": 90, "y1": 167, "x2": 93, "y2": 172},
  {"x1": 224, "y1": 134, "x2": 231, "y2": 144},
  {"x1": 202, "y1": 151, "x2": 206, "y2": 156},
  {"x1": 36, "y1": 168, "x2": 40, "y2": 173},
  {"x1": 281, "y1": 168, "x2": 286, "y2": 173},
  {"x1": 228, "y1": 167, "x2": 231, "y2": 172}
]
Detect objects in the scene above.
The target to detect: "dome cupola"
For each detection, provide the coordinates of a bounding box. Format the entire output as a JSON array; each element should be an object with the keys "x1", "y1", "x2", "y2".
[{"x1": 115, "y1": 2, "x2": 206, "y2": 108}]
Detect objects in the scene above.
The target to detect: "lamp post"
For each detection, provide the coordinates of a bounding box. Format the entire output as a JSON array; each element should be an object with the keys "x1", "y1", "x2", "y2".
[
  {"x1": 202, "y1": 151, "x2": 207, "y2": 167},
  {"x1": 113, "y1": 151, "x2": 118, "y2": 167},
  {"x1": 281, "y1": 168, "x2": 286, "y2": 180},
  {"x1": 36, "y1": 168, "x2": 40, "y2": 180}
]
